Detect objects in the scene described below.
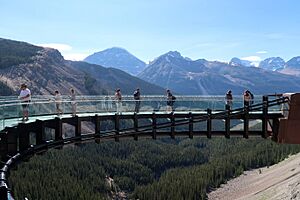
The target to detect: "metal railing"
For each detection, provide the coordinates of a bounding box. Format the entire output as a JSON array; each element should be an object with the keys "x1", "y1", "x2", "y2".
[{"x1": 0, "y1": 95, "x2": 285, "y2": 130}]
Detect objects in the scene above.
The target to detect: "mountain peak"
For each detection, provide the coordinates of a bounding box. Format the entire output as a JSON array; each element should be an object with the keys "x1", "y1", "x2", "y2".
[
  {"x1": 164, "y1": 51, "x2": 182, "y2": 58},
  {"x1": 84, "y1": 47, "x2": 146, "y2": 75},
  {"x1": 258, "y1": 57, "x2": 285, "y2": 71},
  {"x1": 229, "y1": 57, "x2": 254, "y2": 67},
  {"x1": 286, "y1": 56, "x2": 300, "y2": 69}
]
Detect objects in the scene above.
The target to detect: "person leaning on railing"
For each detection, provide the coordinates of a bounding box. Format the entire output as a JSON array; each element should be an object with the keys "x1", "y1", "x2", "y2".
[
  {"x1": 243, "y1": 90, "x2": 251, "y2": 107},
  {"x1": 18, "y1": 84, "x2": 31, "y2": 121}
]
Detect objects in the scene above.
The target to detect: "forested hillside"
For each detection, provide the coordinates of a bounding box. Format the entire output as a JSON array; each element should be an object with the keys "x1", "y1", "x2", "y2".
[
  {"x1": 0, "y1": 38, "x2": 43, "y2": 69},
  {"x1": 9, "y1": 138, "x2": 300, "y2": 200}
]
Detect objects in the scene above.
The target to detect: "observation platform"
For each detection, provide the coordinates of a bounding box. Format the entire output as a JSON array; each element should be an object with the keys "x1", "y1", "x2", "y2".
[{"x1": 0, "y1": 94, "x2": 298, "y2": 200}]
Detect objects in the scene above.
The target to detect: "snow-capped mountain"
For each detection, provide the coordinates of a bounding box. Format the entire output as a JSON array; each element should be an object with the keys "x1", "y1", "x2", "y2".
[
  {"x1": 138, "y1": 51, "x2": 300, "y2": 95},
  {"x1": 258, "y1": 57, "x2": 285, "y2": 71},
  {"x1": 229, "y1": 57, "x2": 255, "y2": 67}
]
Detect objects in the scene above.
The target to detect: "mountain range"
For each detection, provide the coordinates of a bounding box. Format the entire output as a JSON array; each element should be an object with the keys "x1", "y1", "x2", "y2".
[
  {"x1": 0, "y1": 38, "x2": 163, "y2": 96},
  {"x1": 138, "y1": 51, "x2": 300, "y2": 95},
  {"x1": 2, "y1": 37, "x2": 300, "y2": 96}
]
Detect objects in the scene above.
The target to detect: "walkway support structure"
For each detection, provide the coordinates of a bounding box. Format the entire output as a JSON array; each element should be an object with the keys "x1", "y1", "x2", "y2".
[{"x1": 278, "y1": 93, "x2": 300, "y2": 143}]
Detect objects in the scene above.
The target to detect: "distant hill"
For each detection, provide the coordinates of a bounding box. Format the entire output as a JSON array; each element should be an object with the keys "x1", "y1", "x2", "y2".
[
  {"x1": 0, "y1": 38, "x2": 163, "y2": 95},
  {"x1": 0, "y1": 38, "x2": 43, "y2": 69},
  {"x1": 84, "y1": 47, "x2": 146, "y2": 75},
  {"x1": 70, "y1": 61, "x2": 164, "y2": 95},
  {"x1": 139, "y1": 51, "x2": 300, "y2": 95}
]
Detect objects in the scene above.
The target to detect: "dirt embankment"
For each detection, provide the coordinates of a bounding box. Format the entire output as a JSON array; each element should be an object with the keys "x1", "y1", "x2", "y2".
[{"x1": 208, "y1": 153, "x2": 300, "y2": 200}]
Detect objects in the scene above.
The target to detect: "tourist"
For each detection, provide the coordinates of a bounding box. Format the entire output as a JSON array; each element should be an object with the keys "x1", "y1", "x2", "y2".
[
  {"x1": 115, "y1": 88, "x2": 122, "y2": 114},
  {"x1": 18, "y1": 84, "x2": 31, "y2": 121},
  {"x1": 243, "y1": 90, "x2": 251, "y2": 107},
  {"x1": 225, "y1": 90, "x2": 233, "y2": 110},
  {"x1": 70, "y1": 88, "x2": 76, "y2": 116},
  {"x1": 54, "y1": 90, "x2": 63, "y2": 115},
  {"x1": 133, "y1": 88, "x2": 141, "y2": 113},
  {"x1": 166, "y1": 89, "x2": 176, "y2": 112}
]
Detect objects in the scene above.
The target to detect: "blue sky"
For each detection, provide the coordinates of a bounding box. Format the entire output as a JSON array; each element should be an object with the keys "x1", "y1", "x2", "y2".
[{"x1": 1, "y1": 0, "x2": 300, "y2": 64}]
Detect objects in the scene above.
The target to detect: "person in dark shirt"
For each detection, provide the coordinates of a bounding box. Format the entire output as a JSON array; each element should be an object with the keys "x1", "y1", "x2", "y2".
[
  {"x1": 166, "y1": 89, "x2": 176, "y2": 112},
  {"x1": 133, "y1": 88, "x2": 141, "y2": 113},
  {"x1": 225, "y1": 90, "x2": 233, "y2": 110}
]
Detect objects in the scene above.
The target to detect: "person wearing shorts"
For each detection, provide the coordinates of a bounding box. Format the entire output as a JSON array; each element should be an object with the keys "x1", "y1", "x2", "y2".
[{"x1": 19, "y1": 84, "x2": 31, "y2": 121}]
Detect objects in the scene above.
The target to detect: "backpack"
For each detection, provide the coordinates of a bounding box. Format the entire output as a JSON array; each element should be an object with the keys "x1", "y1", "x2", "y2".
[{"x1": 172, "y1": 95, "x2": 176, "y2": 101}]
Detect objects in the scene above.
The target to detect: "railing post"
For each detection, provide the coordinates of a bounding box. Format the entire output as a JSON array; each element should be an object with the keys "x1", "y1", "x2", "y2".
[
  {"x1": 262, "y1": 95, "x2": 269, "y2": 138},
  {"x1": 95, "y1": 115, "x2": 100, "y2": 144},
  {"x1": 115, "y1": 114, "x2": 120, "y2": 142},
  {"x1": 133, "y1": 113, "x2": 138, "y2": 141},
  {"x1": 152, "y1": 112, "x2": 157, "y2": 140},
  {"x1": 6, "y1": 127, "x2": 18, "y2": 156},
  {"x1": 271, "y1": 118, "x2": 280, "y2": 142},
  {"x1": 189, "y1": 112, "x2": 193, "y2": 139},
  {"x1": 75, "y1": 116, "x2": 81, "y2": 141},
  {"x1": 207, "y1": 108, "x2": 212, "y2": 139},
  {"x1": 35, "y1": 120, "x2": 45, "y2": 145},
  {"x1": 243, "y1": 106, "x2": 249, "y2": 138},
  {"x1": 54, "y1": 117, "x2": 63, "y2": 141},
  {"x1": 0, "y1": 182, "x2": 8, "y2": 200},
  {"x1": 170, "y1": 112, "x2": 175, "y2": 139},
  {"x1": 18, "y1": 123, "x2": 30, "y2": 152},
  {"x1": 0, "y1": 131, "x2": 7, "y2": 161},
  {"x1": 225, "y1": 106, "x2": 230, "y2": 139}
]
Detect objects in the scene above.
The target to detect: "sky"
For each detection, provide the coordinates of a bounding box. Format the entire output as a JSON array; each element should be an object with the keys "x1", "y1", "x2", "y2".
[{"x1": 1, "y1": 0, "x2": 300, "y2": 64}]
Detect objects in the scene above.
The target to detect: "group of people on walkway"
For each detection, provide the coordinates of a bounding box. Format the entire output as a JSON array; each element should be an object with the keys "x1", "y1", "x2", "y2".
[
  {"x1": 18, "y1": 84, "x2": 176, "y2": 121},
  {"x1": 114, "y1": 88, "x2": 176, "y2": 113},
  {"x1": 225, "y1": 89, "x2": 254, "y2": 110},
  {"x1": 19, "y1": 83, "x2": 256, "y2": 121}
]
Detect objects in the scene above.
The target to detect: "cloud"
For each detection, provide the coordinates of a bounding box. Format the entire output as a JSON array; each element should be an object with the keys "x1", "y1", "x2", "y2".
[
  {"x1": 63, "y1": 53, "x2": 89, "y2": 61},
  {"x1": 36, "y1": 43, "x2": 90, "y2": 61},
  {"x1": 241, "y1": 56, "x2": 262, "y2": 67},
  {"x1": 37, "y1": 43, "x2": 72, "y2": 52},
  {"x1": 256, "y1": 51, "x2": 268, "y2": 54},
  {"x1": 241, "y1": 56, "x2": 262, "y2": 62},
  {"x1": 265, "y1": 33, "x2": 284, "y2": 40}
]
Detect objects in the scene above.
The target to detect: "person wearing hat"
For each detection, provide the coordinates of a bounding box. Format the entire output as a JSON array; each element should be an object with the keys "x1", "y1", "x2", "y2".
[{"x1": 18, "y1": 84, "x2": 31, "y2": 121}]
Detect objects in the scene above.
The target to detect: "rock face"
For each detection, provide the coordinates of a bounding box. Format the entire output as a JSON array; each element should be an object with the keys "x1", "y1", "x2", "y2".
[
  {"x1": 0, "y1": 47, "x2": 89, "y2": 95},
  {"x1": 0, "y1": 38, "x2": 164, "y2": 95},
  {"x1": 139, "y1": 51, "x2": 300, "y2": 95},
  {"x1": 278, "y1": 56, "x2": 300, "y2": 76},
  {"x1": 84, "y1": 47, "x2": 146, "y2": 76},
  {"x1": 285, "y1": 56, "x2": 300, "y2": 69},
  {"x1": 258, "y1": 57, "x2": 285, "y2": 71}
]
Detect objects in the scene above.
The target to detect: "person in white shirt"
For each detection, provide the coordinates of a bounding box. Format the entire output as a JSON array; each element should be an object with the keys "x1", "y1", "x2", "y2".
[
  {"x1": 54, "y1": 90, "x2": 63, "y2": 115},
  {"x1": 19, "y1": 84, "x2": 31, "y2": 121}
]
